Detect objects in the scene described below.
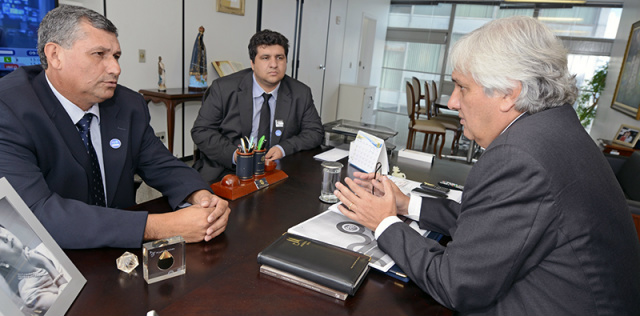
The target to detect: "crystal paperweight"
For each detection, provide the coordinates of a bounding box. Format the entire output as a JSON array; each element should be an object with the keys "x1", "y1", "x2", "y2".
[
  {"x1": 116, "y1": 251, "x2": 139, "y2": 273},
  {"x1": 142, "y1": 236, "x2": 186, "y2": 284}
]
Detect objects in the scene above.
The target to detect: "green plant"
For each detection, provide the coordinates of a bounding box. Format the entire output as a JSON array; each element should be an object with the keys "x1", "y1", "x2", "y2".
[{"x1": 575, "y1": 63, "x2": 608, "y2": 128}]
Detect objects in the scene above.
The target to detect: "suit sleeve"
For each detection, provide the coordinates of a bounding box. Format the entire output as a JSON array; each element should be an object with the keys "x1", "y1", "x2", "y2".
[
  {"x1": 191, "y1": 82, "x2": 238, "y2": 170},
  {"x1": 377, "y1": 145, "x2": 557, "y2": 311},
  {"x1": 277, "y1": 86, "x2": 324, "y2": 155},
  {"x1": 128, "y1": 93, "x2": 211, "y2": 210}
]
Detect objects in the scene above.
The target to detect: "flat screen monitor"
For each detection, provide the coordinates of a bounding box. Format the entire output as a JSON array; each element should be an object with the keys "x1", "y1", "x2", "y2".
[{"x1": 0, "y1": 0, "x2": 58, "y2": 78}]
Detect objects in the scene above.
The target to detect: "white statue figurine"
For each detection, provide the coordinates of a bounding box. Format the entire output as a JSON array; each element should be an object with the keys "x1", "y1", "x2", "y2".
[{"x1": 158, "y1": 56, "x2": 166, "y2": 92}]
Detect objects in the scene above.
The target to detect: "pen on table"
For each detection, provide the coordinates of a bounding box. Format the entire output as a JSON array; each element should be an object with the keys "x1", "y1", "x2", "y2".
[
  {"x1": 372, "y1": 161, "x2": 382, "y2": 195},
  {"x1": 258, "y1": 135, "x2": 266, "y2": 150}
]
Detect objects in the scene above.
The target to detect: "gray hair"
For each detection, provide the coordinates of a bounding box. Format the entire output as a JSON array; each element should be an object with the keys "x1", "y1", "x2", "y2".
[
  {"x1": 37, "y1": 5, "x2": 118, "y2": 69},
  {"x1": 449, "y1": 16, "x2": 577, "y2": 114}
]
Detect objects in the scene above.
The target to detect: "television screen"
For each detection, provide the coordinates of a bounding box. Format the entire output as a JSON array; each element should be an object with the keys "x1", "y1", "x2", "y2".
[{"x1": 0, "y1": 0, "x2": 58, "y2": 78}]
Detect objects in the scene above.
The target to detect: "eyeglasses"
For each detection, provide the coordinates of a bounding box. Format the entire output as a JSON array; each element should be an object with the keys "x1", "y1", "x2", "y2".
[{"x1": 372, "y1": 162, "x2": 382, "y2": 195}]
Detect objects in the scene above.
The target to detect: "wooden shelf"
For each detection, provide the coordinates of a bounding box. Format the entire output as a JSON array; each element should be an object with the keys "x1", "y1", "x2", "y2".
[{"x1": 600, "y1": 139, "x2": 639, "y2": 157}]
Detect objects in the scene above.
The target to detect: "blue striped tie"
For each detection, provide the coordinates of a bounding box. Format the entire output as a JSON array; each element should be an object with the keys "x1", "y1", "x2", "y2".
[{"x1": 76, "y1": 113, "x2": 106, "y2": 207}]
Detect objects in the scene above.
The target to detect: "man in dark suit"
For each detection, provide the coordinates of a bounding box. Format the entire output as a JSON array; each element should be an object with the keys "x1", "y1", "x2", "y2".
[
  {"x1": 334, "y1": 16, "x2": 640, "y2": 315},
  {"x1": 0, "y1": 5, "x2": 230, "y2": 249},
  {"x1": 192, "y1": 30, "x2": 323, "y2": 183}
]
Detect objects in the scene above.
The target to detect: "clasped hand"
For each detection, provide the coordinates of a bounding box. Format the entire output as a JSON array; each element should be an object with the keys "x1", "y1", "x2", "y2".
[{"x1": 145, "y1": 190, "x2": 230, "y2": 243}]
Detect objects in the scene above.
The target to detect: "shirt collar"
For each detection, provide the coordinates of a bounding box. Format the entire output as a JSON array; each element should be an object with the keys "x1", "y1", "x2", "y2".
[
  {"x1": 45, "y1": 74, "x2": 100, "y2": 125},
  {"x1": 252, "y1": 74, "x2": 280, "y2": 101},
  {"x1": 501, "y1": 111, "x2": 527, "y2": 135}
]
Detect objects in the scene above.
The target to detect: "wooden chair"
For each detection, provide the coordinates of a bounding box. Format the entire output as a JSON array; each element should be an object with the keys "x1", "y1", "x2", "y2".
[
  {"x1": 425, "y1": 80, "x2": 463, "y2": 153},
  {"x1": 429, "y1": 80, "x2": 451, "y2": 114},
  {"x1": 411, "y1": 77, "x2": 428, "y2": 118},
  {"x1": 405, "y1": 82, "x2": 446, "y2": 158}
]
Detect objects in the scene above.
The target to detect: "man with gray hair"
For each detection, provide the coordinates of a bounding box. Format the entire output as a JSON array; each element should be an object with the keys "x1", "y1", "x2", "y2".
[
  {"x1": 334, "y1": 16, "x2": 640, "y2": 315},
  {"x1": 0, "y1": 5, "x2": 230, "y2": 249}
]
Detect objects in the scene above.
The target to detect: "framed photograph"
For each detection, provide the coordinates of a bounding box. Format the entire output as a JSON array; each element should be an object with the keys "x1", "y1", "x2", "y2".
[
  {"x1": 0, "y1": 177, "x2": 85, "y2": 316},
  {"x1": 611, "y1": 20, "x2": 640, "y2": 120},
  {"x1": 612, "y1": 124, "x2": 640, "y2": 148},
  {"x1": 216, "y1": 0, "x2": 244, "y2": 16},
  {"x1": 211, "y1": 61, "x2": 245, "y2": 77}
]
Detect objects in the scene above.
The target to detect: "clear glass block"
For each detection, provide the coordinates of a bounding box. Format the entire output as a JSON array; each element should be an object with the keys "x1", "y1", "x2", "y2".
[
  {"x1": 142, "y1": 236, "x2": 186, "y2": 284},
  {"x1": 116, "y1": 251, "x2": 139, "y2": 273}
]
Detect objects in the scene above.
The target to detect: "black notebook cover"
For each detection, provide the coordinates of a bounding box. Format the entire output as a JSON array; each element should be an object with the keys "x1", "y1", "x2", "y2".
[{"x1": 257, "y1": 232, "x2": 370, "y2": 295}]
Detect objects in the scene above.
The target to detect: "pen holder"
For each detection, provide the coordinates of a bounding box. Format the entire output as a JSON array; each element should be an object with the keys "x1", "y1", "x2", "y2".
[
  {"x1": 236, "y1": 150, "x2": 254, "y2": 181},
  {"x1": 253, "y1": 149, "x2": 266, "y2": 176}
]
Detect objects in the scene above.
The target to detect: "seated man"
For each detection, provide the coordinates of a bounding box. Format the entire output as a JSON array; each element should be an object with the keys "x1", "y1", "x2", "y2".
[
  {"x1": 334, "y1": 16, "x2": 640, "y2": 315},
  {"x1": 192, "y1": 29, "x2": 324, "y2": 183},
  {"x1": 0, "y1": 5, "x2": 230, "y2": 249}
]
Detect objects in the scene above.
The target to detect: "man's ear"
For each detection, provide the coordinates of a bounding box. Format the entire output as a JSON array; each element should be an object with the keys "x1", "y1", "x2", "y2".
[
  {"x1": 250, "y1": 59, "x2": 255, "y2": 71},
  {"x1": 44, "y1": 43, "x2": 63, "y2": 69},
  {"x1": 499, "y1": 82, "x2": 522, "y2": 112}
]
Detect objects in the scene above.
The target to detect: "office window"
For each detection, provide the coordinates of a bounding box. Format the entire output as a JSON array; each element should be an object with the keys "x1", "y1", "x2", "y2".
[
  {"x1": 538, "y1": 7, "x2": 621, "y2": 39},
  {"x1": 388, "y1": 3, "x2": 452, "y2": 30},
  {"x1": 379, "y1": 41, "x2": 445, "y2": 113},
  {"x1": 381, "y1": 2, "x2": 621, "y2": 114}
]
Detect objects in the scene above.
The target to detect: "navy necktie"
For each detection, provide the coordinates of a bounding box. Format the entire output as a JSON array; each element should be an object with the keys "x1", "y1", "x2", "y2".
[
  {"x1": 76, "y1": 113, "x2": 106, "y2": 207},
  {"x1": 258, "y1": 93, "x2": 272, "y2": 148}
]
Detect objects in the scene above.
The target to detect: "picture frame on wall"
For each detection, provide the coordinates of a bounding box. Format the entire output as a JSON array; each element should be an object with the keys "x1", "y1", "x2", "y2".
[
  {"x1": 216, "y1": 0, "x2": 245, "y2": 16},
  {"x1": 0, "y1": 177, "x2": 86, "y2": 316},
  {"x1": 612, "y1": 124, "x2": 640, "y2": 148},
  {"x1": 611, "y1": 20, "x2": 640, "y2": 120}
]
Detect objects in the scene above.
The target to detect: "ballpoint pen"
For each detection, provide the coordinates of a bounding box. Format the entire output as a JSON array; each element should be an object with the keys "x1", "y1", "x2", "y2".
[
  {"x1": 372, "y1": 161, "x2": 382, "y2": 195},
  {"x1": 258, "y1": 135, "x2": 266, "y2": 150}
]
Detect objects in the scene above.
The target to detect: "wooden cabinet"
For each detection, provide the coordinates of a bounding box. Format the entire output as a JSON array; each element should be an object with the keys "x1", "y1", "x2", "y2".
[{"x1": 337, "y1": 84, "x2": 376, "y2": 124}]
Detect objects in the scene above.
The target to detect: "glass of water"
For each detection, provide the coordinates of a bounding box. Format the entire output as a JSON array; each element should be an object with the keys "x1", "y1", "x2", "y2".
[{"x1": 319, "y1": 161, "x2": 343, "y2": 203}]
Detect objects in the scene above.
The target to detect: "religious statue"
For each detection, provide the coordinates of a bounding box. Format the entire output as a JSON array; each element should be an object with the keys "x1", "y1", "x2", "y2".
[
  {"x1": 188, "y1": 26, "x2": 208, "y2": 91},
  {"x1": 158, "y1": 56, "x2": 166, "y2": 92}
]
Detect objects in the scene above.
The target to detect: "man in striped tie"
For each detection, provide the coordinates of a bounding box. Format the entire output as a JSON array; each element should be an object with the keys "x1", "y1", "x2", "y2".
[{"x1": 0, "y1": 5, "x2": 230, "y2": 249}]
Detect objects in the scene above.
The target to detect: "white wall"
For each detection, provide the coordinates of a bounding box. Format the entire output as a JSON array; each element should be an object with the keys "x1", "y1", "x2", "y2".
[
  {"x1": 105, "y1": 0, "x2": 257, "y2": 157},
  {"x1": 340, "y1": 0, "x2": 389, "y2": 87},
  {"x1": 590, "y1": 0, "x2": 640, "y2": 142}
]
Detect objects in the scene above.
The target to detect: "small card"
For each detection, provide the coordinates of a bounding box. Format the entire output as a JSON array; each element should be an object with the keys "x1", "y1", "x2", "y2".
[
  {"x1": 143, "y1": 236, "x2": 186, "y2": 284},
  {"x1": 255, "y1": 178, "x2": 269, "y2": 189}
]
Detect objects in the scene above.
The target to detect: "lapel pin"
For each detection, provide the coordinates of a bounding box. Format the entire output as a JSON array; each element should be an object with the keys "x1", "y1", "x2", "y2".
[
  {"x1": 110, "y1": 138, "x2": 122, "y2": 149},
  {"x1": 275, "y1": 130, "x2": 282, "y2": 137}
]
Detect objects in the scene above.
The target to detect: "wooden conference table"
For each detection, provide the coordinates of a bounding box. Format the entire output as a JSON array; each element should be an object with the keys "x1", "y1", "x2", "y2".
[{"x1": 64, "y1": 148, "x2": 471, "y2": 316}]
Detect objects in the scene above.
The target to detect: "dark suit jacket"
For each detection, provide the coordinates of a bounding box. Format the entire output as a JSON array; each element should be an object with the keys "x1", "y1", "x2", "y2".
[
  {"x1": 191, "y1": 68, "x2": 324, "y2": 183},
  {"x1": 378, "y1": 105, "x2": 640, "y2": 315},
  {"x1": 0, "y1": 66, "x2": 210, "y2": 249}
]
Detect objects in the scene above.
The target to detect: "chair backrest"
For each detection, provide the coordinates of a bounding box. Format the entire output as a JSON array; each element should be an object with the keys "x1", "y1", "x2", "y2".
[
  {"x1": 430, "y1": 80, "x2": 439, "y2": 103},
  {"x1": 618, "y1": 151, "x2": 640, "y2": 201},
  {"x1": 411, "y1": 77, "x2": 422, "y2": 105},
  {"x1": 405, "y1": 82, "x2": 416, "y2": 124},
  {"x1": 423, "y1": 81, "x2": 434, "y2": 119}
]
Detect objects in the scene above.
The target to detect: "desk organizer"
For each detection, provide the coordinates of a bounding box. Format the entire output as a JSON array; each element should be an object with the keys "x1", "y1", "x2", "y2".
[{"x1": 211, "y1": 166, "x2": 288, "y2": 200}]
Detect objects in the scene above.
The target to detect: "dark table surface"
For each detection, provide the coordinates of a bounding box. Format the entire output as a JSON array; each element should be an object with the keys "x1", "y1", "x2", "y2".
[{"x1": 64, "y1": 148, "x2": 470, "y2": 316}]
